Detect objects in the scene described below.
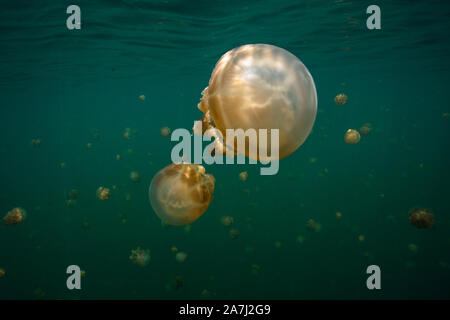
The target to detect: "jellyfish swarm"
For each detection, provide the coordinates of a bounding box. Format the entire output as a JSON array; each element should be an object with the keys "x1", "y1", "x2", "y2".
[
  {"x1": 194, "y1": 44, "x2": 317, "y2": 161},
  {"x1": 149, "y1": 163, "x2": 215, "y2": 226}
]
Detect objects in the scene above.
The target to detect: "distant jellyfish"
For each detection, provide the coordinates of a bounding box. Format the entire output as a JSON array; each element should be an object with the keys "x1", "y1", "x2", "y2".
[
  {"x1": 60, "y1": 162, "x2": 67, "y2": 169},
  {"x1": 358, "y1": 235, "x2": 365, "y2": 242},
  {"x1": 3, "y1": 207, "x2": 26, "y2": 225},
  {"x1": 296, "y1": 235, "x2": 304, "y2": 244},
  {"x1": 305, "y1": 219, "x2": 321, "y2": 232},
  {"x1": 409, "y1": 208, "x2": 434, "y2": 229},
  {"x1": 200, "y1": 289, "x2": 211, "y2": 298},
  {"x1": 81, "y1": 270, "x2": 86, "y2": 278},
  {"x1": 129, "y1": 247, "x2": 150, "y2": 266},
  {"x1": 139, "y1": 94, "x2": 146, "y2": 101},
  {"x1": 171, "y1": 246, "x2": 178, "y2": 254},
  {"x1": 239, "y1": 171, "x2": 248, "y2": 182},
  {"x1": 130, "y1": 171, "x2": 141, "y2": 183},
  {"x1": 193, "y1": 44, "x2": 317, "y2": 161},
  {"x1": 86, "y1": 142, "x2": 92, "y2": 149},
  {"x1": 96, "y1": 187, "x2": 111, "y2": 200},
  {"x1": 116, "y1": 154, "x2": 121, "y2": 161},
  {"x1": 274, "y1": 241, "x2": 282, "y2": 249},
  {"x1": 359, "y1": 123, "x2": 372, "y2": 136},
  {"x1": 220, "y1": 216, "x2": 234, "y2": 227},
  {"x1": 229, "y1": 228, "x2": 240, "y2": 239},
  {"x1": 336, "y1": 212, "x2": 342, "y2": 219},
  {"x1": 334, "y1": 93, "x2": 348, "y2": 106},
  {"x1": 0, "y1": 268, "x2": 5, "y2": 278},
  {"x1": 66, "y1": 199, "x2": 76, "y2": 208},
  {"x1": 125, "y1": 193, "x2": 131, "y2": 201},
  {"x1": 408, "y1": 243, "x2": 418, "y2": 255},
  {"x1": 31, "y1": 139, "x2": 41, "y2": 147},
  {"x1": 67, "y1": 189, "x2": 78, "y2": 200},
  {"x1": 123, "y1": 128, "x2": 131, "y2": 140},
  {"x1": 160, "y1": 126, "x2": 171, "y2": 137},
  {"x1": 175, "y1": 251, "x2": 188, "y2": 263},
  {"x1": 149, "y1": 163, "x2": 215, "y2": 226},
  {"x1": 344, "y1": 129, "x2": 360, "y2": 144},
  {"x1": 250, "y1": 264, "x2": 261, "y2": 276}
]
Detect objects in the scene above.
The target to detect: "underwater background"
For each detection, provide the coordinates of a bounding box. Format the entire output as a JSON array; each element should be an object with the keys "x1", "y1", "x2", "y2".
[{"x1": 1, "y1": 0, "x2": 450, "y2": 300}]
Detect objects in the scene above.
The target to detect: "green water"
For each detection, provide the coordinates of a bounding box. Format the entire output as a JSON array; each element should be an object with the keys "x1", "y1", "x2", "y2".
[{"x1": 1, "y1": 0, "x2": 449, "y2": 300}]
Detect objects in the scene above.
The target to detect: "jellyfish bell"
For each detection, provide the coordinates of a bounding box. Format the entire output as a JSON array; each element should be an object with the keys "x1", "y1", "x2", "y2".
[
  {"x1": 160, "y1": 126, "x2": 171, "y2": 137},
  {"x1": 194, "y1": 44, "x2": 317, "y2": 161},
  {"x1": 334, "y1": 93, "x2": 348, "y2": 106},
  {"x1": 409, "y1": 207, "x2": 434, "y2": 229},
  {"x1": 344, "y1": 129, "x2": 360, "y2": 144},
  {"x1": 3, "y1": 207, "x2": 26, "y2": 225},
  {"x1": 149, "y1": 163, "x2": 215, "y2": 226}
]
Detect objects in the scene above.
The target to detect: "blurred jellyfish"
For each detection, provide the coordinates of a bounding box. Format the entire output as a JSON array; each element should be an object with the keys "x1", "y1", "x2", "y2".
[
  {"x1": 229, "y1": 228, "x2": 240, "y2": 239},
  {"x1": 149, "y1": 163, "x2": 215, "y2": 226},
  {"x1": 220, "y1": 216, "x2": 234, "y2": 227},
  {"x1": 96, "y1": 187, "x2": 111, "y2": 200},
  {"x1": 239, "y1": 171, "x2": 248, "y2": 182},
  {"x1": 305, "y1": 219, "x2": 321, "y2": 232},
  {"x1": 116, "y1": 154, "x2": 121, "y2": 161},
  {"x1": 129, "y1": 247, "x2": 150, "y2": 266},
  {"x1": 274, "y1": 241, "x2": 282, "y2": 249},
  {"x1": 66, "y1": 199, "x2": 76, "y2": 208},
  {"x1": 3, "y1": 207, "x2": 26, "y2": 225},
  {"x1": 125, "y1": 193, "x2": 131, "y2": 201},
  {"x1": 200, "y1": 289, "x2": 211, "y2": 298},
  {"x1": 171, "y1": 246, "x2": 178, "y2": 254},
  {"x1": 175, "y1": 251, "x2": 188, "y2": 263},
  {"x1": 160, "y1": 126, "x2": 171, "y2": 137},
  {"x1": 193, "y1": 44, "x2": 317, "y2": 161},
  {"x1": 81, "y1": 270, "x2": 86, "y2": 278},
  {"x1": 139, "y1": 94, "x2": 146, "y2": 101},
  {"x1": 123, "y1": 128, "x2": 131, "y2": 140},
  {"x1": 251, "y1": 264, "x2": 261, "y2": 276},
  {"x1": 60, "y1": 162, "x2": 67, "y2": 169},
  {"x1": 66, "y1": 189, "x2": 78, "y2": 200},
  {"x1": 334, "y1": 93, "x2": 348, "y2": 106},
  {"x1": 336, "y1": 212, "x2": 342, "y2": 219},
  {"x1": 359, "y1": 123, "x2": 372, "y2": 136},
  {"x1": 409, "y1": 208, "x2": 434, "y2": 229},
  {"x1": 358, "y1": 235, "x2": 365, "y2": 242},
  {"x1": 344, "y1": 129, "x2": 360, "y2": 144},
  {"x1": 31, "y1": 139, "x2": 41, "y2": 147},
  {"x1": 130, "y1": 171, "x2": 141, "y2": 183},
  {"x1": 408, "y1": 243, "x2": 418, "y2": 255},
  {"x1": 86, "y1": 142, "x2": 92, "y2": 149},
  {"x1": 0, "y1": 268, "x2": 5, "y2": 278},
  {"x1": 296, "y1": 235, "x2": 304, "y2": 244}
]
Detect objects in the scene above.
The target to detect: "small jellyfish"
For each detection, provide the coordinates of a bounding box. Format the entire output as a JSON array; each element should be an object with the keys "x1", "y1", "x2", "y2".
[
  {"x1": 229, "y1": 228, "x2": 240, "y2": 239},
  {"x1": 239, "y1": 171, "x2": 248, "y2": 182},
  {"x1": 171, "y1": 246, "x2": 178, "y2": 254},
  {"x1": 358, "y1": 235, "x2": 365, "y2": 242},
  {"x1": 274, "y1": 241, "x2": 282, "y2": 248},
  {"x1": 130, "y1": 171, "x2": 141, "y2": 183},
  {"x1": 66, "y1": 189, "x2": 79, "y2": 200},
  {"x1": 305, "y1": 219, "x2": 321, "y2": 232},
  {"x1": 116, "y1": 154, "x2": 121, "y2": 160},
  {"x1": 96, "y1": 187, "x2": 110, "y2": 200},
  {"x1": 31, "y1": 139, "x2": 41, "y2": 147},
  {"x1": 200, "y1": 289, "x2": 211, "y2": 298},
  {"x1": 129, "y1": 247, "x2": 150, "y2": 266},
  {"x1": 60, "y1": 162, "x2": 67, "y2": 169},
  {"x1": 296, "y1": 235, "x2": 304, "y2": 244},
  {"x1": 125, "y1": 193, "x2": 131, "y2": 201},
  {"x1": 123, "y1": 128, "x2": 131, "y2": 140},
  {"x1": 3, "y1": 207, "x2": 26, "y2": 225},
  {"x1": 0, "y1": 268, "x2": 5, "y2": 278},
  {"x1": 175, "y1": 251, "x2": 188, "y2": 263},
  {"x1": 334, "y1": 93, "x2": 348, "y2": 106},
  {"x1": 139, "y1": 94, "x2": 146, "y2": 101},
  {"x1": 66, "y1": 199, "x2": 76, "y2": 208},
  {"x1": 81, "y1": 270, "x2": 86, "y2": 278},
  {"x1": 193, "y1": 44, "x2": 317, "y2": 161},
  {"x1": 220, "y1": 216, "x2": 234, "y2": 227},
  {"x1": 359, "y1": 123, "x2": 372, "y2": 136},
  {"x1": 149, "y1": 163, "x2": 215, "y2": 226},
  {"x1": 409, "y1": 208, "x2": 434, "y2": 229},
  {"x1": 336, "y1": 212, "x2": 342, "y2": 219},
  {"x1": 408, "y1": 243, "x2": 418, "y2": 255},
  {"x1": 160, "y1": 126, "x2": 171, "y2": 137},
  {"x1": 344, "y1": 129, "x2": 360, "y2": 144}
]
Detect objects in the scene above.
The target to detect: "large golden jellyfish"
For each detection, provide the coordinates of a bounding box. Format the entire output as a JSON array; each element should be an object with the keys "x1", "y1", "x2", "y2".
[
  {"x1": 194, "y1": 44, "x2": 317, "y2": 161},
  {"x1": 149, "y1": 163, "x2": 215, "y2": 226}
]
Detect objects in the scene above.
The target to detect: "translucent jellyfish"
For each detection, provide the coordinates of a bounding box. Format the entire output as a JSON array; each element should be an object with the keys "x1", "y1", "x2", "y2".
[
  {"x1": 334, "y1": 93, "x2": 348, "y2": 106},
  {"x1": 139, "y1": 94, "x2": 146, "y2": 101},
  {"x1": 130, "y1": 171, "x2": 141, "y2": 183},
  {"x1": 239, "y1": 171, "x2": 248, "y2": 181},
  {"x1": 66, "y1": 189, "x2": 78, "y2": 200},
  {"x1": 220, "y1": 215, "x2": 234, "y2": 227},
  {"x1": 175, "y1": 251, "x2": 188, "y2": 263},
  {"x1": 336, "y1": 212, "x2": 342, "y2": 219},
  {"x1": 86, "y1": 142, "x2": 92, "y2": 149},
  {"x1": 0, "y1": 268, "x2": 5, "y2": 278},
  {"x1": 194, "y1": 44, "x2": 317, "y2": 161},
  {"x1": 31, "y1": 139, "x2": 41, "y2": 147},
  {"x1": 123, "y1": 128, "x2": 131, "y2": 140},
  {"x1": 129, "y1": 247, "x2": 150, "y2": 266},
  {"x1": 305, "y1": 219, "x2": 321, "y2": 232},
  {"x1": 171, "y1": 246, "x2": 178, "y2": 254},
  {"x1": 60, "y1": 162, "x2": 67, "y2": 169},
  {"x1": 359, "y1": 123, "x2": 372, "y2": 136},
  {"x1": 344, "y1": 129, "x2": 360, "y2": 144},
  {"x1": 160, "y1": 126, "x2": 171, "y2": 137},
  {"x1": 408, "y1": 243, "x2": 418, "y2": 254},
  {"x1": 358, "y1": 235, "x2": 365, "y2": 242},
  {"x1": 96, "y1": 187, "x2": 110, "y2": 200},
  {"x1": 409, "y1": 208, "x2": 434, "y2": 229},
  {"x1": 149, "y1": 163, "x2": 215, "y2": 226},
  {"x1": 3, "y1": 207, "x2": 26, "y2": 225},
  {"x1": 229, "y1": 228, "x2": 240, "y2": 239}
]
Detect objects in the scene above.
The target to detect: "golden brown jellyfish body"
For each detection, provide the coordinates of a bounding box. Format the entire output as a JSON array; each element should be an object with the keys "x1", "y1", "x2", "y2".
[
  {"x1": 175, "y1": 251, "x2": 188, "y2": 263},
  {"x1": 3, "y1": 207, "x2": 26, "y2": 225},
  {"x1": 123, "y1": 128, "x2": 131, "y2": 140},
  {"x1": 409, "y1": 208, "x2": 434, "y2": 229},
  {"x1": 160, "y1": 126, "x2": 171, "y2": 137},
  {"x1": 194, "y1": 44, "x2": 317, "y2": 161},
  {"x1": 0, "y1": 268, "x2": 5, "y2": 278},
  {"x1": 130, "y1": 171, "x2": 141, "y2": 183},
  {"x1": 336, "y1": 212, "x2": 342, "y2": 219},
  {"x1": 334, "y1": 93, "x2": 348, "y2": 106},
  {"x1": 96, "y1": 187, "x2": 111, "y2": 200},
  {"x1": 359, "y1": 123, "x2": 372, "y2": 136},
  {"x1": 220, "y1": 215, "x2": 234, "y2": 227},
  {"x1": 139, "y1": 94, "x2": 146, "y2": 101},
  {"x1": 239, "y1": 171, "x2": 248, "y2": 181},
  {"x1": 31, "y1": 139, "x2": 41, "y2": 147},
  {"x1": 149, "y1": 163, "x2": 215, "y2": 226},
  {"x1": 129, "y1": 247, "x2": 150, "y2": 266},
  {"x1": 344, "y1": 129, "x2": 360, "y2": 144},
  {"x1": 229, "y1": 228, "x2": 240, "y2": 239}
]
